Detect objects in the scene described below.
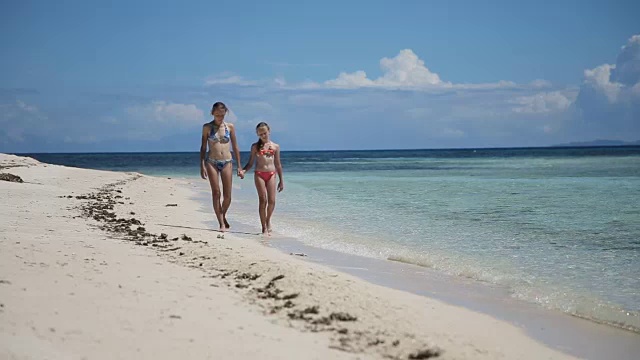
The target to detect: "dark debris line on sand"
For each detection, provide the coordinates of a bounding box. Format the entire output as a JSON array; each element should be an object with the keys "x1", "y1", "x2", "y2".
[
  {"x1": 59, "y1": 175, "x2": 201, "y2": 249},
  {"x1": 214, "y1": 269, "x2": 441, "y2": 359},
  {"x1": 0, "y1": 173, "x2": 24, "y2": 183},
  {"x1": 61, "y1": 176, "x2": 442, "y2": 360}
]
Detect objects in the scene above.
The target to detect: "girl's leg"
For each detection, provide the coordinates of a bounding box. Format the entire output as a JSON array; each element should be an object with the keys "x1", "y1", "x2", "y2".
[
  {"x1": 265, "y1": 175, "x2": 277, "y2": 234},
  {"x1": 254, "y1": 173, "x2": 268, "y2": 234},
  {"x1": 220, "y1": 162, "x2": 233, "y2": 229},
  {"x1": 205, "y1": 163, "x2": 225, "y2": 231}
]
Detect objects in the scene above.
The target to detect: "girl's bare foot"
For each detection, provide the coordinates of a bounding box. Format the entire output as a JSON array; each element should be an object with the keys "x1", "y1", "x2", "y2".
[
  {"x1": 218, "y1": 219, "x2": 226, "y2": 231},
  {"x1": 223, "y1": 216, "x2": 230, "y2": 229}
]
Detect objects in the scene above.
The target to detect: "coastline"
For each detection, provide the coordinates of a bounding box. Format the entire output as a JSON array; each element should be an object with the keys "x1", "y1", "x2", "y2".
[
  {"x1": 0, "y1": 153, "x2": 621, "y2": 359},
  {"x1": 190, "y1": 180, "x2": 640, "y2": 359},
  {"x1": 262, "y1": 237, "x2": 640, "y2": 360}
]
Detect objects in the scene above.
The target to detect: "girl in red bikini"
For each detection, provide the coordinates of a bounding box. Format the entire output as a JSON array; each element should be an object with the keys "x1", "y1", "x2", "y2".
[{"x1": 239, "y1": 122, "x2": 284, "y2": 235}]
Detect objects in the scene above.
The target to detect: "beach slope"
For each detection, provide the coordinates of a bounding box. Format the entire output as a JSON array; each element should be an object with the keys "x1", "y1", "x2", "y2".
[{"x1": 0, "y1": 154, "x2": 579, "y2": 359}]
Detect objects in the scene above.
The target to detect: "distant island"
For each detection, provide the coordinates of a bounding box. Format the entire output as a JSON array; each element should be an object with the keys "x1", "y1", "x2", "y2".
[{"x1": 553, "y1": 139, "x2": 640, "y2": 147}]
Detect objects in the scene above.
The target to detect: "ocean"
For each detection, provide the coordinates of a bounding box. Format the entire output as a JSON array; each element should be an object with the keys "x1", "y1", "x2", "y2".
[{"x1": 23, "y1": 146, "x2": 640, "y2": 332}]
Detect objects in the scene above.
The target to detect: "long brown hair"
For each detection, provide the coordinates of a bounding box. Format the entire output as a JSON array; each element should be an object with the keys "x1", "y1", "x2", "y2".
[{"x1": 255, "y1": 122, "x2": 270, "y2": 150}]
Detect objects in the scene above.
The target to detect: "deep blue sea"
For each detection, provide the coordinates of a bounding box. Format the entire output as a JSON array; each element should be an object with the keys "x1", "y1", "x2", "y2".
[{"x1": 24, "y1": 146, "x2": 640, "y2": 331}]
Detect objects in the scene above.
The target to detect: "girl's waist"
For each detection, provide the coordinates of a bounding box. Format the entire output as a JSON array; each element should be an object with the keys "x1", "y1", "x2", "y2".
[
  {"x1": 207, "y1": 149, "x2": 233, "y2": 159},
  {"x1": 254, "y1": 166, "x2": 276, "y2": 173}
]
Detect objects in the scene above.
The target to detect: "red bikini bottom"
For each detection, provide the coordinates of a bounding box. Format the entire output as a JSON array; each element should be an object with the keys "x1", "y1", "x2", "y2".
[{"x1": 255, "y1": 171, "x2": 275, "y2": 182}]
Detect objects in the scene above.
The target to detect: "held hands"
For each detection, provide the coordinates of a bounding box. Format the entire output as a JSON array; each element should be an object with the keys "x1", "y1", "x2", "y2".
[{"x1": 237, "y1": 169, "x2": 245, "y2": 179}]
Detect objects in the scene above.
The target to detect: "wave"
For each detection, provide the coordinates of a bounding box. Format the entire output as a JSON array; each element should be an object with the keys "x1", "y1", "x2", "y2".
[{"x1": 387, "y1": 254, "x2": 640, "y2": 333}]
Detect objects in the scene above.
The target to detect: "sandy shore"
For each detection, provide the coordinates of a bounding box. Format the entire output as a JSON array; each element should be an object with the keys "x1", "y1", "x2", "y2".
[{"x1": 0, "y1": 153, "x2": 582, "y2": 359}]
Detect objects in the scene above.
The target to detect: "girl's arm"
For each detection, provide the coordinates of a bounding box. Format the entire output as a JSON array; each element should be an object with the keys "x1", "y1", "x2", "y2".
[
  {"x1": 242, "y1": 143, "x2": 257, "y2": 173},
  {"x1": 199, "y1": 124, "x2": 209, "y2": 179},
  {"x1": 229, "y1": 123, "x2": 242, "y2": 176},
  {"x1": 274, "y1": 144, "x2": 284, "y2": 192}
]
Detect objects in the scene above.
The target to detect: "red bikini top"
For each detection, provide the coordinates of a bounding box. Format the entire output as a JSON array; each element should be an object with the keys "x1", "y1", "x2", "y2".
[
  {"x1": 259, "y1": 146, "x2": 275, "y2": 157},
  {"x1": 260, "y1": 148, "x2": 276, "y2": 156}
]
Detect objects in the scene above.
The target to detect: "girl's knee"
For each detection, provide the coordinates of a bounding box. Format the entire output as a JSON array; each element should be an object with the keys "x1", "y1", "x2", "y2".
[{"x1": 258, "y1": 195, "x2": 268, "y2": 204}]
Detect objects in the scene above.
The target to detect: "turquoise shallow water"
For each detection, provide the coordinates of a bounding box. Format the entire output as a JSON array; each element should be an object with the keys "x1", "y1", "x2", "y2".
[{"x1": 26, "y1": 147, "x2": 640, "y2": 331}]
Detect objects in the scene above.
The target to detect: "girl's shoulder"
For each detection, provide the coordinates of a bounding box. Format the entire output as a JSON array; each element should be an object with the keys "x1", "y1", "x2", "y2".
[{"x1": 201, "y1": 122, "x2": 213, "y2": 135}]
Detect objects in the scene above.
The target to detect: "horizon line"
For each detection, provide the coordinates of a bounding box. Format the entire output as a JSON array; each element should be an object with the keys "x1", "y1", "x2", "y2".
[{"x1": 6, "y1": 143, "x2": 640, "y2": 155}]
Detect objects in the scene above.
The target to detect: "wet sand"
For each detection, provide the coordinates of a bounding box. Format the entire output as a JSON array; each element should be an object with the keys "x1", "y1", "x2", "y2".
[
  {"x1": 1, "y1": 153, "x2": 588, "y2": 359},
  {"x1": 266, "y1": 238, "x2": 640, "y2": 360}
]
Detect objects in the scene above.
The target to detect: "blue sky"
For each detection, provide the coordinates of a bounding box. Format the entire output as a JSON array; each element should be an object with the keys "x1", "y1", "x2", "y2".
[{"x1": 1, "y1": 0, "x2": 639, "y2": 152}]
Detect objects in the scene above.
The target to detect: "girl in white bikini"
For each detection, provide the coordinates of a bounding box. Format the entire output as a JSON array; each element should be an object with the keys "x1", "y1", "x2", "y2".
[{"x1": 200, "y1": 102, "x2": 242, "y2": 232}]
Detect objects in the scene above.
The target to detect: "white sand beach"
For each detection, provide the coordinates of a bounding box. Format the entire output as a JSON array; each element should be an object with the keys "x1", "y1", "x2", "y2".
[{"x1": 0, "y1": 153, "x2": 587, "y2": 359}]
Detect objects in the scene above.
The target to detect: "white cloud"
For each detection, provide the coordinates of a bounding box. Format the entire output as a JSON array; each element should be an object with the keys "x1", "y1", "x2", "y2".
[
  {"x1": 321, "y1": 49, "x2": 523, "y2": 91},
  {"x1": 247, "y1": 84, "x2": 571, "y2": 149},
  {"x1": 583, "y1": 64, "x2": 622, "y2": 102},
  {"x1": 611, "y1": 35, "x2": 640, "y2": 86},
  {"x1": 126, "y1": 101, "x2": 204, "y2": 124},
  {"x1": 325, "y1": 70, "x2": 374, "y2": 88},
  {"x1": 205, "y1": 73, "x2": 257, "y2": 86},
  {"x1": 579, "y1": 34, "x2": 640, "y2": 104},
  {"x1": 572, "y1": 34, "x2": 640, "y2": 140},
  {"x1": 453, "y1": 80, "x2": 517, "y2": 90},
  {"x1": 324, "y1": 49, "x2": 449, "y2": 89},
  {"x1": 511, "y1": 91, "x2": 574, "y2": 114},
  {"x1": 203, "y1": 49, "x2": 553, "y2": 94},
  {"x1": 529, "y1": 79, "x2": 553, "y2": 88},
  {"x1": 380, "y1": 49, "x2": 443, "y2": 85}
]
